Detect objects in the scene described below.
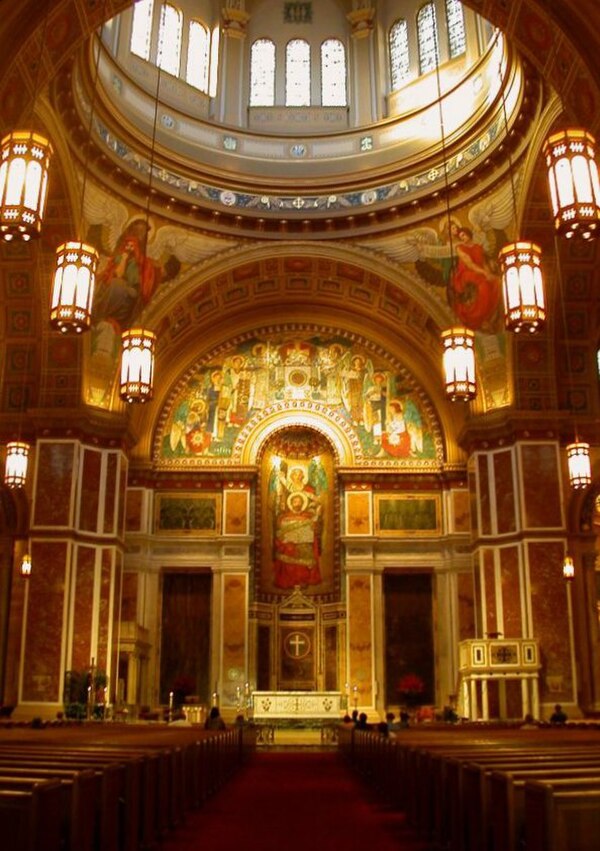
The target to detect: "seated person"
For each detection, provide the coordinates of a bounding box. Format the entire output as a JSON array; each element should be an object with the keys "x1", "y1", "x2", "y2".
[
  {"x1": 204, "y1": 706, "x2": 226, "y2": 730},
  {"x1": 549, "y1": 704, "x2": 568, "y2": 725}
]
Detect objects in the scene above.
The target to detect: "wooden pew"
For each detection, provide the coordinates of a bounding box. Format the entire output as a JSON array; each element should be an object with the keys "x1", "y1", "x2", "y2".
[
  {"x1": 0, "y1": 777, "x2": 62, "y2": 851},
  {"x1": 0, "y1": 767, "x2": 95, "y2": 851},
  {"x1": 525, "y1": 779, "x2": 600, "y2": 851},
  {"x1": 489, "y1": 767, "x2": 600, "y2": 851}
]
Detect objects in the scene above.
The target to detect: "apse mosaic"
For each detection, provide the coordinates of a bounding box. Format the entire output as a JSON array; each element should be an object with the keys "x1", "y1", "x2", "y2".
[{"x1": 157, "y1": 333, "x2": 438, "y2": 465}]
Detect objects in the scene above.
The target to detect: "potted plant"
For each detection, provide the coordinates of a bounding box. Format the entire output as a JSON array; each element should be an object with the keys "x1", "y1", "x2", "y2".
[{"x1": 397, "y1": 672, "x2": 425, "y2": 707}]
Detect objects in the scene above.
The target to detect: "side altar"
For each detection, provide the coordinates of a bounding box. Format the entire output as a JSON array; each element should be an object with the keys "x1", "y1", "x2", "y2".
[{"x1": 252, "y1": 691, "x2": 343, "y2": 721}]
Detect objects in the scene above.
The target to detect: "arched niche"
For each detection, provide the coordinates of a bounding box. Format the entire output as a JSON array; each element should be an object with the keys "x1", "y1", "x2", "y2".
[{"x1": 152, "y1": 325, "x2": 445, "y2": 471}]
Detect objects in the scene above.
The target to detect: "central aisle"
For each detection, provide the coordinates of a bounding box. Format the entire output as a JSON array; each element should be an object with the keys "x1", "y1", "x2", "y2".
[{"x1": 163, "y1": 750, "x2": 427, "y2": 851}]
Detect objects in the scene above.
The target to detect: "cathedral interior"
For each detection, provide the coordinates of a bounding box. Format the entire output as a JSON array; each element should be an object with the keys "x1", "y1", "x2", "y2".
[{"x1": 0, "y1": 0, "x2": 600, "y2": 724}]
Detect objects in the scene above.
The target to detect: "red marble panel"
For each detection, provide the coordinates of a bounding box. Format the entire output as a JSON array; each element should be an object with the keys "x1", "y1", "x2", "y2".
[
  {"x1": 33, "y1": 442, "x2": 75, "y2": 527},
  {"x1": 125, "y1": 489, "x2": 144, "y2": 533},
  {"x1": 96, "y1": 550, "x2": 112, "y2": 673},
  {"x1": 71, "y1": 546, "x2": 95, "y2": 673},
  {"x1": 528, "y1": 541, "x2": 573, "y2": 703},
  {"x1": 457, "y1": 572, "x2": 475, "y2": 641},
  {"x1": 103, "y1": 453, "x2": 118, "y2": 534},
  {"x1": 493, "y1": 450, "x2": 516, "y2": 534},
  {"x1": 118, "y1": 464, "x2": 128, "y2": 538},
  {"x1": 121, "y1": 572, "x2": 139, "y2": 622},
  {"x1": 452, "y1": 490, "x2": 471, "y2": 534},
  {"x1": 478, "y1": 455, "x2": 492, "y2": 535},
  {"x1": 473, "y1": 558, "x2": 482, "y2": 637},
  {"x1": 4, "y1": 549, "x2": 26, "y2": 705},
  {"x1": 79, "y1": 448, "x2": 101, "y2": 533},
  {"x1": 111, "y1": 553, "x2": 122, "y2": 699},
  {"x1": 483, "y1": 549, "x2": 497, "y2": 637},
  {"x1": 500, "y1": 546, "x2": 522, "y2": 638},
  {"x1": 22, "y1": 541, "x2": 68, "y2": 702},
  {"x1": 468, "y1": 468, "x2": 478, "y2": 537},
  {"x1": 520, "y1": 445, "x2": 563, "y2": 529}
]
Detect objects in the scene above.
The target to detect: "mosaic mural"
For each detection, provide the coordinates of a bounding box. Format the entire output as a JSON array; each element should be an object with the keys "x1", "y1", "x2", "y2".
[{"x1": 158, "y1": 333, "x2": 437, "y2": 464}]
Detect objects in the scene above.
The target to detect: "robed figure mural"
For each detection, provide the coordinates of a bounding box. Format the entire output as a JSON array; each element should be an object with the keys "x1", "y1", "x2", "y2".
[{"x1": 259, "y1": 429, "x2": 336, "y2": 599}]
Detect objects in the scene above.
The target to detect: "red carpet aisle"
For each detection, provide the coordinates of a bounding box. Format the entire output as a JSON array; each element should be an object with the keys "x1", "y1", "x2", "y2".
[{"x1": 163, "y1": 750, "x2": 428, "y2": 851}]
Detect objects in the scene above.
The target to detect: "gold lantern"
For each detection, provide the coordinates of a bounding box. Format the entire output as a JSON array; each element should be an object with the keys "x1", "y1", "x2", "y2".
[
  {"x1": 499, "y1": 241, "x2": 546, "y2": 333},
  {"x1": 0, "y1": 131, "x2": 53, "y2": 241},
  {"x1": 543, "y1": 128, "x2": 600, "y2": 240},
  {"x1": 442, "y1": 327, "x2": 476, "y2": 401},
  {"x1": 4, "y1": 441, "x2": 30, "y2": 488},
  {"x1": 120, "y1": 328, "x2": 156, "y2": 403},
  {"x1": 562, "y1": 555, "x2": 574, "y2": 582},
  {"x1": 566, "y1": 440, "x2": 591, "y2": 489},
  {"x1": 50, "y1": 241, "x2": 99, "y2": 333},
  {"x1": 20, "y1": 553, "x2": 32, "y2": 578}
]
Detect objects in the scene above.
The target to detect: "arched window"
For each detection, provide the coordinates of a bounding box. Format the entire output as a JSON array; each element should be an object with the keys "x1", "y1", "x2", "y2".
[
  {"x1": 417, "y1": 3, "x2": 439, "y2": 75},
  {"x1": 209, "y1": 26, "x2": 220, "y2": 98},
  {"x1": 389, "y1": 19, "x2": 410, "y2": 90},
  {"x1": 157, "y1": 3, "x2": 182, "y2": 76},
  {"x1": 446, "y1": 0, "x2": 466, "y2": 58},
  {"x1": 321, "y1": 39, "x2": 347, "y2": 107},
  {"x1": 130, "y1": 0, "x2": 154, "y2": 60},
  {"x1": 286, "y1": 39, "x2": 310, "y2": 106},
  {"x1": 186, "y1": 20, "x2": 210, "y2": 92},
  {"x1": 250, "y1": 39, "x2": 276, "y2": 107}
]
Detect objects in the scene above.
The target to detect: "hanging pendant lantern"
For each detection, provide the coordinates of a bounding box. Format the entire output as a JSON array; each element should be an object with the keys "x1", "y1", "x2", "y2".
[
  {"x1": 4, "y1": 440, "x2": 30, "y2": 488},
  {"x1": 562, "y1": 555, "x2": 574, "y2": 582},
  {"x1": 50, "y1": 241, "x2": 99, "y2": 333},
  {"x1": 566, "y1": 441, "x2": 591, "y2": 489},
  {"x1": 0, "y1": 131, "x2": 53, "y2": 241},
  {"x1": 499, "y1": 241, "x2": 546, "y2": 333},
  {"x1": 442, "y1": 327, "x2": 476, "y2": 401},
  {"x1": 120, "y1": 328, "x2": 156, "y2": 403},
  {"x1": 543, "y1": 128, "x2": 600, "y2": 240},
  {"x1": 20, "y1": 553, "x2": 32, "y2": 578}
]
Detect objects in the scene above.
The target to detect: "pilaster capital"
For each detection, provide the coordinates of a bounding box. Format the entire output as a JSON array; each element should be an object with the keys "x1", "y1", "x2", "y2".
[
  {"x1": 347, "y1": 6, "x2": 375, "y2": 40},
  {"x1": 222, "y1": 5, "x2": 251, "y2": 40}
]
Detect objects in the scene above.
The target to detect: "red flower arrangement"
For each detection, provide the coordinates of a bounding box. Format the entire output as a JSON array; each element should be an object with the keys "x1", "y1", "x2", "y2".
[{"x1": 397, "y1": 673, "x2": 425, "y2": 696}]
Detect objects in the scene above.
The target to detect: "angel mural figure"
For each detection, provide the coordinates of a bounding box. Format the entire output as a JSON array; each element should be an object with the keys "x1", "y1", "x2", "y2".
[
  {"x1": 269, "y1": 459, "x2": 327, "y2": 590},
  {"x1": 448, "y1": 227, "x2": 501, "y2": 331}
]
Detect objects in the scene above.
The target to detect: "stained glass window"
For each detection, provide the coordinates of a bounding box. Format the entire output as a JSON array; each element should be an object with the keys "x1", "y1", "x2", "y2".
[
  {"x1": 417, "y1": 3, "x2": 439, "y2": 75},
  {"x1": 250, "y1": 39, "x2": 276, "y2": 106},
  {"x1": 130, "y1": 0, "x2": 153, "y2": 60},
  {"x1": 186, "y1": 20, "x2": 210, "y2": 92},
  {"x1": 446, "y1": 0, "x2": 466, "y2": 58},
  {"x1": 389, "y1": 19, "x2": 410, "y2": 90},
  {"x1": 157, "y1": 3, "x2": 182, "y2": 76},
  {"x1": 321, "y1": 39, "x2": 347, "y2": 107},
  {"x1": 286, "y1": 39, "x2": 311, "y2": 106}
]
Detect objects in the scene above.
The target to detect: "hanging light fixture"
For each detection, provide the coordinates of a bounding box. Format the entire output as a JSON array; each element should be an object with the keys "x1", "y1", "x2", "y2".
[
  {"x1": 0, "y1": 132, "x2": 53, "y2": 242},
  {"x1": 442, "y1": 328, "x2": 476, "y2": 401},
  {"x1": 20, "y1": 552, "x2": 32, "y2": 578},
  {"x1": 120, "y1": 328, "x2": 156, "y2": 403},
  {"x1": 562, "y1": 554, "x2": 574, "y2": 582},
  {"x1": 566, "y1": 440, "x2": 591, "y2": 489},
  {"x1": 4, "y1": 441, "x2": 29, "y2": 488},
  {"x1": 119, "y1": 16, "x2": 163, "y2": 403},
  {"x1": 543, "y1": 128, "x2": 600, "y2": 240},
  {"x1": 0, "y1": 2, "x2": 53, "y2": 242},
  {"x1": 50, "y1": 10, "x2": 107, "y2": 332},
  {"x1": 493, "y1": 44, "x2": 546, "y2": 332}
]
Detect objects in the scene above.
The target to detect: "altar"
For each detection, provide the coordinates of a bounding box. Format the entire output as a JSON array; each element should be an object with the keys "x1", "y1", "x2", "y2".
[{"x1": 252, "y1": 691, "x2": 343, "y2": 721}]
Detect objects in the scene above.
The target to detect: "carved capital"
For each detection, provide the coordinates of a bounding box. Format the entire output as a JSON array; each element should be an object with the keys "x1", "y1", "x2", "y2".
[
  {"x1": 347, "y1": 7, "x2": 375, "y2": 40},
  {"x1": 222, "y1": 7, "x2": 251, "y2": 40}
]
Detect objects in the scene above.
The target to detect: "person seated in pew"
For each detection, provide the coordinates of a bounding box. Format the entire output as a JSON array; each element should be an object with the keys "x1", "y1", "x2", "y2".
[
  {"x1": 520, "y1": 713, "x2": 539, "y2": 729},
  {"x1": 355, "y1": 712, "x2": 370, "y2": 730},
  {"x1": 205, "y1": 706, "x2": 227, "y2": 730},
  {"x1": 385, "y1": 712, "x2": 401, "y2": 733},
  {"x1": 549, "y1": 704, "x2": 568, "y2": 725},
  {"x1": 169, "y1": 710, "x2": 192, "y2": 726}
]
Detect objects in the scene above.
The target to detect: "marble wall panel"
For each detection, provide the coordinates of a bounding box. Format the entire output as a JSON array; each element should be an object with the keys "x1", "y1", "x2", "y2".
[
  {"x1": 500, "y1": 546, "x2": 522, "y2": 637},
  {"x1": 121, "y1": 572, "x2": 138, "y2": 621},
  {"x1": 22, "y1": 541, "x2": 68, "y2": 702},
  {"x1": 125, "y1": 489, "x2": 144, "y2": 533},
  {"x1": 4, "y1": 549, "x2": 26, "y2": 705},
  {"x1": 79, "y1": 449, "x2": 101, "y2": 533},
  {"x1": 477, "y1": 455, "x2": 492, "y2": 535},
  {"x1": 71, "y1": 546, "x2": 95, "y2": 672},
  {"x1": 33, "y1": 443, "x2": 75, "y2": 527},
  {"x1": 520, "y1": 444, "x2": 563, "y2": 529},
  {"x1": 348, "y1": 575, "x2": 373, "y2": 705},
  {"x1": 528, "y1": 541, "x2": 573, "y2": 703},
  {"x1": 223, "y1": 490, "x2": 249, "y2": 535},
  {"x1": 222, "y1": 574, "x2": 247, "y2": 701},
  {"x1": 493, "y1": 450, "x2": 516, "y2": 534},
  {"x1": 118, "y1": 463, "x2": 128, "y2": 538},
  {"x1": 482, "y1": 549, "x2": 498, "y2": 636},
  {"x1": 452, "y1": 490, "x2": 471, "y2": 534},
  {"x1": 97, "y1": 548, "x2": 113, "y2": 673},
  {"x1": 111, "y1": 553, "x2": 122, "y2": 701},
  {"x1": 103, "y1": 453, "x2": 119, "y2": 534},
  {"x1": 457, "y1": 572, "x2": 475, "y2": 641}
]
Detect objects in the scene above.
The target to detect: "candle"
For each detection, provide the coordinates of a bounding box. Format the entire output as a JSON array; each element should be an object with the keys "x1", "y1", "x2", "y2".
[{"x1": 169, "y1": 691, "x2": 174, "y2": 710}]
